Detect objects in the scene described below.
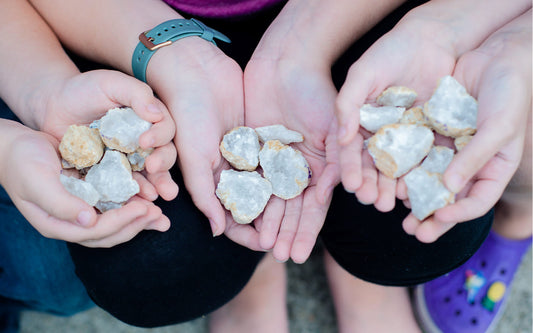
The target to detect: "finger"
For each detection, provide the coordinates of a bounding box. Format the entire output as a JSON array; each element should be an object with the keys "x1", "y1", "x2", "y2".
[
  {"x1": 396, "y1": 178, "x2": 408, "y2": 201},
  {"x1": 96, "y1": 70, "x2": 166, "y2": 124},
  {"x1": 132, "y1": 172, "x2": 158, "y2": 201},
  {"x1": 181, "y1": 158, "x2": 226, "y2": 236},
  {"x1": 354, "y1": 151, "x2": 379, "y2": 204},
  {"x1": 139, "y1": 109, "x2": 176, "y2": 149},
  {"x1": 272, "y1": 195, "x2": 303, "y2": 263},
  {"x1": 146, "y1": 171, "x2": 179, "y2": 201},
  {"x1": 315, "y1": 161, "x2": 340, "y2": 206},
  {"x1": 374, "y1": 172, "x2": 397, "y2": 212},
  {"x1": 291, "y1": 186, "x2": 331, "y2": 264},
  {"x1": 339, "y1": 135, "x2": 364, "y2": 192},
  {"x1": 224, "y1": 217, "x2": 264, "y2": 252},
  {"x1": 26, "y1": 169, "x2": 97, "y2": 228},
  {"x1": 402, "y1": 213, "x2": 421, "y2": 236},
  {"x1": 259, "y1": 197, "x2": 286, "y2": 250},
  {"x1": 336, "y1": 64, "x2": 375, "y2": 145},
  {"x1": 144, "y1": 143, "x2": 178, "y2": 174},
  {"x1": 79, "y1": 201, "x2": 165, "y2": 247},
  {"x1": 414, "y1": 216, "x2": 456, "y2": 243}
]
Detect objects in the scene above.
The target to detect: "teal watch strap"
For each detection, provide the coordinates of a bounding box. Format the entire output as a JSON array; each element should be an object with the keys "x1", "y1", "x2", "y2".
[{"x1": 132, "y1": 18, "x2": 230, "y2": 83}]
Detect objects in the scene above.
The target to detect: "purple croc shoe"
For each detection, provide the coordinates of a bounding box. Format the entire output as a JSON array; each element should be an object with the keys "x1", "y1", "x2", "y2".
[{"x1": 414, "y1": 231, "x2": 531, "y2": 333}]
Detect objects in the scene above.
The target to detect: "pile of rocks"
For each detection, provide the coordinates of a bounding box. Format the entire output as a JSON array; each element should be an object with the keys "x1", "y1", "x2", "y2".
[
  {"x1": 361, "y1": 76, "x2": 478, "y2": 220},
  {"x1": 216, "y1": 125, "x2": 311, "y2": 224},
  {"x1": 59, "y1": 107, "x2": 152, "y2": 212}
]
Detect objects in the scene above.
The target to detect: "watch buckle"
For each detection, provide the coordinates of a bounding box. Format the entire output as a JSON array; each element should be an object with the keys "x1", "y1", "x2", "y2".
[{"x1": 139, "y1": 31, "x2": 172, "y2": 51}]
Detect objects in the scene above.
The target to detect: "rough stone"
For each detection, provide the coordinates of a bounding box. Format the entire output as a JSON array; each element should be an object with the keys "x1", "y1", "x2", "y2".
[
  {"x1": 376, "y1": 86, "x2": 418, "y2": 108},
  {"x1": 359, "y1": 104, "x2": 405, "y2": 132},
  {"x1": 59, "y1": 125, "x2": 104, "y2": 169},
  {"x1": 421, "y1": 146, "x2": 455, "y2": 174},
  {"x1": 215, "y1": 169, "x2": 272, "y2": 224},
  {"x1": 259, "y1": 140, "x2": 311, "y2": 199},
  {"x1": 220, "y1": 126, "x2": 261, "y2": 171},
  {"x1": 424, "y1": 75, "x2": 478, "y2": 137},
  {"x1": 255, "y1": 124, "x2": 304, "y2": 144},
  {"x1": 59, "y1": 174, "x2": 101, "y2": 206},
  {"x1": 367, "y1": 124, "x2": 434, "y2": 178},
  {"x1": 98, "y1": 107, "x2": 152, "y2": 153}
]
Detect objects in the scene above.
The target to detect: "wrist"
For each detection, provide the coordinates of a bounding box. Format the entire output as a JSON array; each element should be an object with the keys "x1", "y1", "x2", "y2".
[{"x1": 404, "y1": 0, "x2": 532, "y2": 57}]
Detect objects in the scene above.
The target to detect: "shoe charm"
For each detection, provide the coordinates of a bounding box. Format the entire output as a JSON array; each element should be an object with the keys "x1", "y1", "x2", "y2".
[
  {"x1": 481, "y1": 281, "x2": 506, "y2": 311},
  {"x1": 464, "y1": 269, "x2": 486, "y2": 303}
]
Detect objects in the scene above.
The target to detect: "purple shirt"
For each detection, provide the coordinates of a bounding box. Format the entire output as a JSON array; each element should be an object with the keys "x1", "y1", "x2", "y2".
[{"x1": 163, "y1": 0, "x2": 283, "y2": 18}]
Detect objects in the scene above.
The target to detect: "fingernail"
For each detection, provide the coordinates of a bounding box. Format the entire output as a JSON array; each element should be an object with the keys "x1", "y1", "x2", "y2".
[
  {"x1": 76, "y1": 210, "x2": 92, "y2": 227},
  {"x1": 210, "y1": 220, "x2": 221, "y2": 237},
  {"x1": 275, "y1": 258, "x2": 287, "y2": 263},
  {"x1": 147, "y1": 104, "x2": 162, "y2": 114}
]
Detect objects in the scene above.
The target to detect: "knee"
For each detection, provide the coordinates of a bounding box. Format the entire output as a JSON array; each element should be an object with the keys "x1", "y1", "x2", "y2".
[{"x1": 68, "y1": 231, "x2": 262, "y2": 327}]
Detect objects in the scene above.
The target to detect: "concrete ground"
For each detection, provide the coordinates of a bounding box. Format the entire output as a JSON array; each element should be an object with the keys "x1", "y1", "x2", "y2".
[{"x1": 21, "y1": 245, "x2": 531, "y2": 333}]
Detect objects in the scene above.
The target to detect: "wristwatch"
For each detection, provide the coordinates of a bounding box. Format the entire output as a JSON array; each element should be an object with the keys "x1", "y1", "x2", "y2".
[{"x1": 132, "y1": 18, "x2": 230, "y2": 83}]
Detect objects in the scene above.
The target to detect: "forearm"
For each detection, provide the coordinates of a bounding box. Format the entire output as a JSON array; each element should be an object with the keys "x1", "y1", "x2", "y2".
[
  {"x1": 403, "y1": 0, "x2": 531, "y2": 57},
  {"x1": 29, "y1": 0, "x2": 183, "y2": 75},
  {"x1": 0, "y1": 0, "x2": 79, "y2": 129},
  {"x1": 253, "y1": 0, "x2": 406, "y2": 67}
]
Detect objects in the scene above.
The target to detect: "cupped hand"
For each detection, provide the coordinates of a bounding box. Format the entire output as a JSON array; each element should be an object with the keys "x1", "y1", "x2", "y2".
[
  {"x1": 336, "y1": 14, "x2": 458, "y2": 212},
  {"x1": 40, "y1": 69, "x2": 178, "y2": 201},
  {"x1": 244, "y1": 54, "x2": 340, "y2": 263},
  {"x1": 0, "y1": 121, "x2": 170, "y2": 247},
  {"x1": 402, "y1": 10, "x2": 532, "y2": 242},
  {"x1": 145, "y1": 38, "x2": 266, "y2": 249}
]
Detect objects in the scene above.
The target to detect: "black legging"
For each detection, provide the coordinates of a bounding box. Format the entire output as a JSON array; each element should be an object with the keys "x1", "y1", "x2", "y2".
[{"x1": 67, "y1": 0, "x2": 492, "y2": 327}]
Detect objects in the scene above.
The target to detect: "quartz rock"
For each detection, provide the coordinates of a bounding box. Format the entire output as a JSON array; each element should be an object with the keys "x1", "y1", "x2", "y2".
[
  {"x1": 220, "y1": 126, "x2": 261, "y2": 171},
  {"x1": 377, "y1": 86, "x2": 418, "y2": 108},
  {"x1": 60, "y1": 174, "x2": 100, "y2": 206},
  {"x1": 367, "y1": 124, "x2": 434, "y2": 178},
  {"x1": 400, "y1": 106, "x2": 427, "y2": 126},
  {"x1": 95, "y1": 201, "x2": 124, "y2": 213},
  {"x1": 359, "y1": 104, "x2": 405, "y2": 133},
  {"x1": 255, "y1": 125, "x2": 304, "y2": 144},
  {"x1": 421, "y1": 146, "x2": 454, "y2": 174},
  {"x1": 59, "y1": 125, "x2": 104, "y2": 169},
  {"x1": 85, "y1": 150, "x2": 139, "y2": 203},
  {"x1": 98, "y1": 107, "x2": 152, "y2": 153},
  {"x1": 404, "y1": 167, "x2": 455, "y2": 220},
  {"x1": 127, "y1": 148, "x2": 154, "y2": 171},
  {"x1": 424, "y1": 76, "x2": 478, "y2": 137},
  {"x1": 216, "y1": 169, "x2": 272, "y2": 224},
  {"x1": 259, "y1": 140, "x2": 311, "y2": 199}
]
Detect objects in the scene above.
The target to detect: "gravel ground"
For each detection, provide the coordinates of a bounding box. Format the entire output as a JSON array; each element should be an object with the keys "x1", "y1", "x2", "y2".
[{"x1": 21, "y1": 246, "x2": 531, "y2": 333}]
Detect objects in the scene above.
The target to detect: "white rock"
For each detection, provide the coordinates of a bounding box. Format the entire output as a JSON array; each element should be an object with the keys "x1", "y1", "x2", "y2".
[
  {"x1": 423, "y1": 75, "x2": 478, "y2": 137},
  {"x1": 98, "y1": 107, "x2": 152, "y2": 153},
  {"x1": 376, "y1": 86, "x2": 418, "y2": 108},
  {"x1": 60, "y1": 174, "x2": 101, "y2": 206},
  {"x1": 95, "y1": 201, "x2": 124, "y2": 213},
  {"x1": 255, "y1": 125, "x2": 304, "y2": 144},
  {"x1": 367, "y1": 124, "x2": 434, "y2": 178},
  {"x1": 359, "y1": 104, "x2": 405, "y2": 132},
  {"x1": 215, "y1": 170, "x2": 272, "y2": 224},
  {"x1": 399, "y1": 106, "x2": 427, "y2": 126},
  {"x1": 127, "y1": 148, "x2": 153, "y2": 172},
  {"x1": 421, "y1": 146, "x2": 455, "y2": 174},
  {"x1": 85, "y1": 150, "x2": 139, "y2": 203},
  {"x1": 259, "y1": 140, "x2": 311, "y2": 199},
  {"x1": 404, "y1": 167, "x2": 455, "y2": 220},
  {"x1": 220, "y1": 126, "x2": 261, "y2": 171}
]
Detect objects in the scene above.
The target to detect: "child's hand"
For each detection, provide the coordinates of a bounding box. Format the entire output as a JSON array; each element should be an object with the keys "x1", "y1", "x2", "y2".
[
  {"x1": 0, "y1": 120, "x2": 170, "y2": 247},
  {"x1": 40, "y1": 70, "x2": 178, "y2": 202},
  {"x1": 336, "y1": 15, "x2": 457, "y2": 212},
  {"x1": 145, "y1": 38, "x2": 253, "y2": 242},
  {"x1": 402, "y1": 10, "x2": 532, "y2": 242},
  {"x1": 243, "y1": 54, "x2": 340, "y2": 264}
]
